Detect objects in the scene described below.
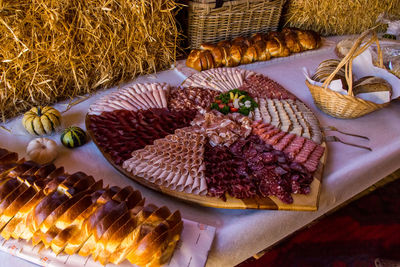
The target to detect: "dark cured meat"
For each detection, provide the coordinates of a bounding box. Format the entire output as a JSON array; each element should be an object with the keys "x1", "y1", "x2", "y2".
[
  {"x1": 238, "y1": 74, "x2": 297, "y2": 100},
  {"x1": 204, "y1": 143, "x2": 257, "y2": 200},
  {"x1": 204, "y1": 135, "x2": 314, "y2": 204},
  {"x1": 88, "y1": 108, "x2": 197, "y2": 165},
  {"x1": 168, "y1": 86, "x2": 219, "y2": 112},
  {"x1": 252, "y1": 121, "x2": 324, "y2": 173}
]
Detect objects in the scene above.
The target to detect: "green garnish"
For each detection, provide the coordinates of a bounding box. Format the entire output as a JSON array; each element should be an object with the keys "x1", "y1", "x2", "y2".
[
  {"x1": 210, "y1": 89, "x2": 258, "y2": 116},
  {"x1": 238, "y1": 106, "x2": 250, "y2": 116},
  {"x1": 221, "y1": 105, "x2": 230, "y2": 114}
]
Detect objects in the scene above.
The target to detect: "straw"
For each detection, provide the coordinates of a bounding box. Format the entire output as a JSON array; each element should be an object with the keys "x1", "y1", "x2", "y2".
[
  {"x1": 282, "y1": 0, "x2": 400, "y2": 36},
  {"x1": 0, "y1": 0, "x2": 183, "y2": 122}
]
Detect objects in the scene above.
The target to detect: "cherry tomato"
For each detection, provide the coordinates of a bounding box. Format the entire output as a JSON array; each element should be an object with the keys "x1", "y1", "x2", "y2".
[
  {"x1": 230, "y1": 107, "x2": 239, "y2": 112},
  {"x1": 218, "y1": 104, "x2": 225, "y2": 109},
  {"x1": 215, "y1": 99, "x2": 222, "y2": 104}
]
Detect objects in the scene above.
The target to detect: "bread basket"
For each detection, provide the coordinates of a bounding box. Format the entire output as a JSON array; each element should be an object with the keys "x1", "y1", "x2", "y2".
[{"x1": 306, "y1": 29, "x2": 390, "y2": 119}]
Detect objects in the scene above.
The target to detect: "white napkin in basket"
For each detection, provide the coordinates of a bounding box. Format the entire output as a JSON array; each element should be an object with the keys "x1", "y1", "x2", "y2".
[{"x1": 304, "y1": 46, "x2": 400, "y2": 104}]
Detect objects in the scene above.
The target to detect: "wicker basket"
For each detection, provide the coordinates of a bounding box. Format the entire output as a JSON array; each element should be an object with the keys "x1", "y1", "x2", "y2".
[
  {"x1": 306, "y1": 29, "x2": 390, "y2": 119},
  {"x1": 188, "y1": 0, "x2": 285, "y2": 49}
]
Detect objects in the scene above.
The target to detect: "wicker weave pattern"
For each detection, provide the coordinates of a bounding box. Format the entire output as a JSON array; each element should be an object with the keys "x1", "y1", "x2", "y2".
[
  {"x1": 306, "y1": 81, "x2": 388, "y2": 119},
  {"x1": 306, "y1": 29, "x2": 390, "y2": 119},
  {"x1": 188, "y1": 0, "x2": 285, "y2": 49}
]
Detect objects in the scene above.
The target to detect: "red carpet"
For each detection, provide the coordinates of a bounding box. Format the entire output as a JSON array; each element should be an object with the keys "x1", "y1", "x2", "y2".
[{"x1": 237, "y1": 177, "x2": 400, "y2": 267}]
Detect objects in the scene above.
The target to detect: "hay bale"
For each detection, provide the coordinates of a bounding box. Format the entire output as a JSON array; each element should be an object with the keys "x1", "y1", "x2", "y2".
[
  {"x1": 282, "y1": 0, "x2": 400, "y2": 36},
  {"x1": 0, "y1": 0, "x2": 181, "y2": 121}
]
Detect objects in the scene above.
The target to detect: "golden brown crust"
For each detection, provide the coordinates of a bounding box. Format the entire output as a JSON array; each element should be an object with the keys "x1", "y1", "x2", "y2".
[
  {"x1": 0, "y1": 176, "x2": 40, "y2": 230},
  {"x1": 200, "y1": 43, "x2": 224, "y2": 67},
  {"x1": 241, "y1": 45, "x2": 258, "y2": 64},
  {"x1": 282, "y1": 28, "x2": 303, "y2": 53},
  {"x1": 220, "y1": 46, "x2": 235, "y2": 67},
  {"x1": 35, "y1": 180, "x2": 103, "y2": 246},
  {"x1": 266, "y1": 31, "x2": 283, "y2": 40},
  {"x1": 126, "y1": 222, "x2": 170, "y2": 266},
  {"x1": 265, "y1": 37, "x2": 280, "y2": 57},
  {"x1": 108, "y1": 204, "x2": 159, "y2": 264},
  {"x1": 92, "y1": 211, "x2": 131, "y2": 262},
  {"x1": 217, "y1": 40, "x2": 231, "y2": 49},
  {"x1": 0, "y1": 149, "x2": 182, "y2": 266},
  {"x1": 253, "y1": 40, "x2": 269, "y2": 61},
  {"x1": 266, "y1": 35, "x2": 291, "y2": 58},
  {"x1": 204, "y1": 50, "x2": 215, "y2": 70},
  {"x1": 186, "y1": 49, "x2": 203, "y2": 71},
  {"x1": 231, "y1": 43, "x2": 247, "y2": 66},
  {"x1": 7, "y1": 161, "x2": 39, "y2": 178},
  {"x1": 232, "y1": 36, "x2": 250, "y2": 46},
  {"x1": 79, "y1": 202, "x2": 128, "y2": 257},
  {"x1": 144, "y1": 211, "x2": 183, "y2": 266},
  {"x1": 42, "y1": 191, "x2": 102, "y2": 248},
  {"x1": 31, "y1": 173, "x2": 95, "y2": 238},
  {"x1": 295, "y1": 29, "x2": 322, "y2": 50},
  {"x1": 0, "y1": 180, "x2": 39, "y2": 230},
  {"x1": 34, "y1": 164, "x2": 56, "y2": 178},
  {"x1": 186, "y1": 28, "x2": 321, "y2": 71},
  {"x1": 250, "y1": 33, "x2": 265, "y2": 44}
]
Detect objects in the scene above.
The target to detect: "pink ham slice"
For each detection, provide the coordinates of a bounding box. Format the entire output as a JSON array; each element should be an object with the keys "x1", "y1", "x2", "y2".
[
  {"x1": 252, "y1": 121, "x2": 324, "y2": 174},
  {"x1": 268, "y1": 131, "x2": 286, "y2": 145},
  {"x1": 303, "y1": 145, "x2": 325, "y2": 172},
  {"x1": 284, "y1": 136, "x2": 305, "y2": 160},
  {"x1": 294, "y1": 140, "x2": 317, "y2": 164},
  {"x1": 274, "y1": 133, "x2": 296, "y2": 151}
]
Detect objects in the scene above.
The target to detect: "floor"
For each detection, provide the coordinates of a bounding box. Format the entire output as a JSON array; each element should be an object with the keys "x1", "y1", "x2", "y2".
[{"x1": 237, "y1": 169, "x2": 400, "y2": 267}]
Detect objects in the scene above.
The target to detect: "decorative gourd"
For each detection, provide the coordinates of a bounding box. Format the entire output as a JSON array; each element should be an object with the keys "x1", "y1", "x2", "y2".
[
  {"x1": 60, "y1": 126, "x2": 87, "y2": 148},
  {"x1": 22, "y1": 106, "x2": 61, "y2": 135},
  {"x1": 26, "y1": 138, "x2": 58, "y2": 164}
]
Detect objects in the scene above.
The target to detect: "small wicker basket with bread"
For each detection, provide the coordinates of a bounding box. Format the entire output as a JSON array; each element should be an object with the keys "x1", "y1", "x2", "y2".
[{"x1": 306, "y1": 29, "x2": 393, "y2": 119}]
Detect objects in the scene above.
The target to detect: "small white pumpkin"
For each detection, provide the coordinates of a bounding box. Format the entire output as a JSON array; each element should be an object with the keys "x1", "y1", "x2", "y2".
[{"x1": 26, "y1": 137, "x2": 58, "y2": 164}]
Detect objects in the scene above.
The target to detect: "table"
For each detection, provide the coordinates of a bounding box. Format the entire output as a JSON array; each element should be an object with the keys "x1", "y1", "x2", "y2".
[{"x1": 0, "y1": 41, "x2": 399, "y2": 267}]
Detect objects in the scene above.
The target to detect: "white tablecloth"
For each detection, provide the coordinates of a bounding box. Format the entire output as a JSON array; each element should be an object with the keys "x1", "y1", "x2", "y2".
[{"x1": 0, "y1": 40, "x2": 399, "y2": 267}]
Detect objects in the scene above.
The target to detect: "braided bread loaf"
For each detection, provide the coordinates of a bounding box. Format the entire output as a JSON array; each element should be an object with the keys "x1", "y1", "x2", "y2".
[
  {"x1": 186, "y1": 28, "x2": 322, "y2": 71},
  {"x1": 0, "y1": 147, "x2": 182, "y2": 267}
]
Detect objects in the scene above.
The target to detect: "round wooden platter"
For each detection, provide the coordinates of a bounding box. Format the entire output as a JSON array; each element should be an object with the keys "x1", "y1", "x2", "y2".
[{"x1": 86, "y1": 114, "x2": 327, "y2": 211}]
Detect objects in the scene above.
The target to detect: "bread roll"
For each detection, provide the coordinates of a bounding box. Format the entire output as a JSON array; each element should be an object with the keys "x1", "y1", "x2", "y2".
[
  {"x1": 231, "y1": 43, "x2": 247, "y2": 66},
  {"x1": 186, "y1": 49, "x2": 202, "y2": 71},
  {"x1": 295, "y1": 29, "x2": 322, "y2": 50},
  {"x1": 200, "y1": 43, "x2": 224, "y2": 67},
  {"x1": 242, "y1": 45, "x2": 258, "y2": 64},
  {"x1": 282, "y1": 28, "x2": 303, "y2": 53}
]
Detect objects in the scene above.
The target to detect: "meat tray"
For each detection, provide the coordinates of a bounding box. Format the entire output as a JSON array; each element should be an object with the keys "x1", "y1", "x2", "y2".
[{"x1": 86, "y1": 68, "x2": 327, "y2": 210}]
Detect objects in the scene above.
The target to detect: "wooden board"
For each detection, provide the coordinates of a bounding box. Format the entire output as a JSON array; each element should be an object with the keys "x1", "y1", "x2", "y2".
[{"x1": 86, "y1": 114, "x2": 327, "y2": 210}]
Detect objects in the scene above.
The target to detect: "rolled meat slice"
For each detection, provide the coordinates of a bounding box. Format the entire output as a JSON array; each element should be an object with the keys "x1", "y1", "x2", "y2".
[{"x1": 122, "y1": 127, "x2": 208, "y2": 195}]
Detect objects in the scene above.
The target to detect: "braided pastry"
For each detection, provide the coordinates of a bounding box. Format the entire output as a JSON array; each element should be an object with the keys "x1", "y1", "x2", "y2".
[
  {"x1": 186, "y1": 28, "x2": 322, "y2": 71},
  {"x1": 0, "y1": 147, "x2": 182, "y2": 267}
]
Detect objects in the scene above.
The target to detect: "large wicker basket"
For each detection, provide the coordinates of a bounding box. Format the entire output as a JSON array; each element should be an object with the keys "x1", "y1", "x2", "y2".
[
  {"x1": 187, "y1": 0, "x2": 285, "y2": 49},
  {"x1": 306, "y1": 29, "x2": 390, "y2": 119}
]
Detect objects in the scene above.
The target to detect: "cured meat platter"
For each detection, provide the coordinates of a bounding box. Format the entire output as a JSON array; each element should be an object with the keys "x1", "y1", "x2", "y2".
[{"x1": 86, "y1": 68, "x2": 326, "y2": 210}]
